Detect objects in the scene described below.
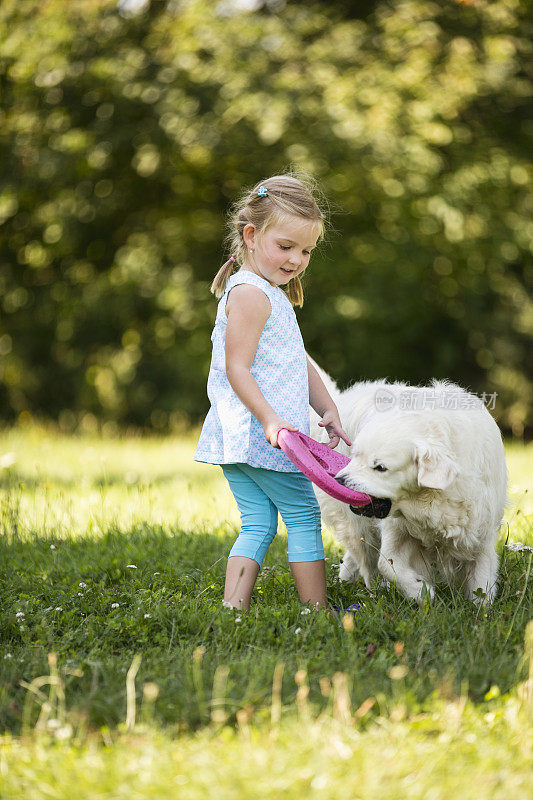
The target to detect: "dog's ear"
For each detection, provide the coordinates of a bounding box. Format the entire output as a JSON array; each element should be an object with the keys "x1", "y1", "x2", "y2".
[{"x1": 414, "y1": 439, "x2": 459, "y2": 490}]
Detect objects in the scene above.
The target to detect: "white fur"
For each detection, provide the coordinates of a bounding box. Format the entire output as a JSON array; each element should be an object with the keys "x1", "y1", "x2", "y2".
[{"x1": 309, "y1": 359, "x2": 507, "y2": 605}]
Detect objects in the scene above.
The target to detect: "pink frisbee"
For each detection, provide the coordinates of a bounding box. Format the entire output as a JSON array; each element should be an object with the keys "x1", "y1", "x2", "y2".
[{"x1": 277, "y1": 429, "x2": 371, "y2": 508}]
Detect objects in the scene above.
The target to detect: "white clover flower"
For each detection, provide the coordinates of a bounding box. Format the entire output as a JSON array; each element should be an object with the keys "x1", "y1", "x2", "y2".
[
  {"x1": 505, "y1": 542, "x2": 533, "y2": 552},
  {"x1": 4, "y1": 653, "x2": 12, "y2": 659},
  {"x1": 55, "y1": 607, "x2": 62, "y2": 611},
  {"x1": 77, "y1": 593, "x2": 84, "y2": 597},
  {"x1": 16, "y1": 611, "x2": 25, "y2": 619},
  {"x1": 126, "y1": 564, "x2": 137, "y2": 569},
  {"x1": 300, "y1": 608, "x2": 311, "y2": 615},
  {"x1": 222, "y1": 600, "x2": 233, "y2": 609},
  {"x1": 144, "y1": 613, "x2": 151, "y2": 619},
  {"x1": 79, "y1": 582, "x2": 87, "y2": 589},
  {"x1": 50, "y1": 544, "x2": 57, "y2": 550},
  {"x1": 235, "y1": 616, "x2": 242, "y2": 623},
  {"x1": 295, "y1": 627, "x2": 302, "y2": 634},
  {"x1": 111, "y1": 602, "x2": 119, "y2": 609}
]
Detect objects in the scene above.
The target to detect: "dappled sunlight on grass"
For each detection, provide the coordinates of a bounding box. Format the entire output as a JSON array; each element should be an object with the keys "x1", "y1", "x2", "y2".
[
  {"x1": 0, "y1": 426, "x2": 531, "y2": 797},
  {"x1": 1, "y1": 425, "x2": 530, "y2": 546},
  {"x1": 504, "y1": 440, "x2": 532, "y2": 519},
  {"x1": 0, "y1": 426, "x2": 241, "y2": 536}
]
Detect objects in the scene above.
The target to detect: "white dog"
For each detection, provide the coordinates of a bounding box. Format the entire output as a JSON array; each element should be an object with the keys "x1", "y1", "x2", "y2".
[{"x1": 309, "y1": 359, "x2": 507, "y2": 605}]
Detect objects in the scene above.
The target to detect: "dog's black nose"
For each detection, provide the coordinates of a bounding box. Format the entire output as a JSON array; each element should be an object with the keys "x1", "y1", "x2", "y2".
[{"x1": 350, "y1": 498, "x2": 391, "y2": 519}]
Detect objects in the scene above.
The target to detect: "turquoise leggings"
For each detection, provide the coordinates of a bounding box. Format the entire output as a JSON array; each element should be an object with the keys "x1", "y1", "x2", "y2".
[{"x1": 221, "y1": 463, "x2": 324, "y2": 567}]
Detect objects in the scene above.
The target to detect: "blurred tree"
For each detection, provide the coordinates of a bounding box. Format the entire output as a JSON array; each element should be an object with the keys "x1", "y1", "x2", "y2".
[{"x1": 0, "y1": 0, "x2": 531, "y2": 435}]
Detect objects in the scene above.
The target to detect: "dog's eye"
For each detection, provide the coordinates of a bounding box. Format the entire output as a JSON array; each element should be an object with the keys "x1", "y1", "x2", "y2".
[{"x1": 372, "y1": 464, "x2": 388, "y2": 472}]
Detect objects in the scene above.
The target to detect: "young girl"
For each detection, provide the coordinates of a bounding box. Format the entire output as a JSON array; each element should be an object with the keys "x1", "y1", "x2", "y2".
[{"x1": 194, "y1": 174, "x2": 351, "y2": 612}]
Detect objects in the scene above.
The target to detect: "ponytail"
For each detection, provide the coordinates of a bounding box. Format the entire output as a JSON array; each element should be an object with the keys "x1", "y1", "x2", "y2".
[
  {"x1": 210, "y1": 256, "x2": 237, "y2": 299},
  {"x1": 287, "y1": 275, "x2": 304, "y2": 307}
]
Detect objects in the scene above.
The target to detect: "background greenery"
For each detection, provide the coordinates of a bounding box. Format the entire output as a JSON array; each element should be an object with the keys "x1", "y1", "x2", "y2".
[
  {"x1": 0, "y1": 0, "x2": 531, "y2": 436},
  {"x1": 0, "y1": 428, "x2": 531, "y2": 796}
]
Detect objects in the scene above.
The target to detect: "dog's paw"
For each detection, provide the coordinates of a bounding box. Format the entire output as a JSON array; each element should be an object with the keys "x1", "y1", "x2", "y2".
[
  {"x1": 415, "y1": 580, "x2": 435, "y2": 605},
  {"x1": 338, "y1": 560, "x2": 359, "y2": 583}
]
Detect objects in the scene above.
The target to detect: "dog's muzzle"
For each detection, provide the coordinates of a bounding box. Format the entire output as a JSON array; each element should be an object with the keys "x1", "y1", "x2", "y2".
[
  {"x1": 335, "y1": 474, "x2": 392, "y2": 519},
  {"x1": 349, "y1": 498, "x2": 391, "y2": 518}
]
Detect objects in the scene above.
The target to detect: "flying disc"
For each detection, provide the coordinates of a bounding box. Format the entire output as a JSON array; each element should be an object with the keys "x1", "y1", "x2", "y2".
[{"x1": 277, "y1": 429, "x2": 372, "y2": 508}]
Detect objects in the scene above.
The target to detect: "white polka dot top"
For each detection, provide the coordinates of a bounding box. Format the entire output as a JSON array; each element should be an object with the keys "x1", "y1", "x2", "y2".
[{"x1": 194, "y1": 269, "x2": 310, "y2": 471}]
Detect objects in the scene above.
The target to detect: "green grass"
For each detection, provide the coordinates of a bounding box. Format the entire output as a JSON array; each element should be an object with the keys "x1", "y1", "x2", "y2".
[{"x1": 0, "y1": 426, "x2": 531, "y2": 798}]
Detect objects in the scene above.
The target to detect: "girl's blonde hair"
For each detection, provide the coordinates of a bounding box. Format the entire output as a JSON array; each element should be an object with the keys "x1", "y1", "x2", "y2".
[{"x1": 210, "y1": 173, "x2": 326, "y2": 307}]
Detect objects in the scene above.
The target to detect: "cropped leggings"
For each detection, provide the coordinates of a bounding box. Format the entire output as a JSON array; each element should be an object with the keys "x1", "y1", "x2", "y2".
[{"x1": 221, "y1": 463, "x2": 324, "y2": 567}]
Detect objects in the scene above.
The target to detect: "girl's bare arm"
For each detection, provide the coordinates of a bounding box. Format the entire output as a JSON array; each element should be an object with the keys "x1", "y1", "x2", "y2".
[{"x1": 225, "y1": 284, "x2": 297, "y2": 446}]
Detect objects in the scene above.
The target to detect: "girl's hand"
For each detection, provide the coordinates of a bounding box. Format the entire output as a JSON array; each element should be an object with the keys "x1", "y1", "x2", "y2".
[
  {"x1": 263, "y1": 416, "x2": 298, "y2": 449},
  {"x1": 318, "y1": 408, "x2": 352, "y2": 449}
]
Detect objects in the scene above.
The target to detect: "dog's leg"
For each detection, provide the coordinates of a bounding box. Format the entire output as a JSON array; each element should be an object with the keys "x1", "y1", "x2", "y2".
[
  {"x1": 317, "y1": 490, "x2": 379, "y2": 589},
  {"x1": 354, "y1": 522, "x2": 381, "y2": 589},
  {"x1": 335, "y1": 518, "x2": 379, "y2": 590},
  {"x1": 338, "y1": 550, "x2": 360, "y2": 583},
  {"x1": 336, "y1": 524, "x2": 378, "y2": 589},
  {"x1": 465, "y1": 543, "x2": 499, "y2": 605},
  {"x1": 377, "y1": 520, "x2": 435, "y2": 604}
]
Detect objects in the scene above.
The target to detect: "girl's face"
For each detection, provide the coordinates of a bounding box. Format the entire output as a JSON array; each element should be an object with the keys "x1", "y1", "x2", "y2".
[{"x1": 244, "y1": 215, "x2": 321, "y2": 287}]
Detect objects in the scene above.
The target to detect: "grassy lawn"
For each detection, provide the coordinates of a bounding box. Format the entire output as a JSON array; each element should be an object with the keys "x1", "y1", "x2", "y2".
[{"x1": 0, "y1": 426, "x2": 531, "y2": 798}]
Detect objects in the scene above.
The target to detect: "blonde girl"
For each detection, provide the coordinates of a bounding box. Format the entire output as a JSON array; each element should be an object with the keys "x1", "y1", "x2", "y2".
[{"x1": 194, "y1": 174, "x2": 351, "y2": 612}]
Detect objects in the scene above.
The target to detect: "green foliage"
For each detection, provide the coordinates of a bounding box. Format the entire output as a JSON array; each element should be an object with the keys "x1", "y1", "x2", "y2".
[
  {"x1": 0, "y1": 428, "x2": 532, "y2": 796},
  {"x1": 0, "y1": 0, "x2": 531, "y2": 434},
  {"x1": 0, "y1": 427, "x2": 531, "y2": 738}
]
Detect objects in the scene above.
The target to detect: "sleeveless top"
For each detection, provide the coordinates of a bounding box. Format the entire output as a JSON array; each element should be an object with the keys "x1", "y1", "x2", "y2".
[{"x1": 194, "y1": 270, "x2": 310, "y2": 471}]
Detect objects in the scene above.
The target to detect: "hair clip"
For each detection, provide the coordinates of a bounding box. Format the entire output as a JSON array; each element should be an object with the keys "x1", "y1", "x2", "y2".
[
  {"x1": 257, "y1": 185, "x2": 268, "y2": 197},
  {"x1": 229, "y1": 256, "x2": 236, "y2": 262}
]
